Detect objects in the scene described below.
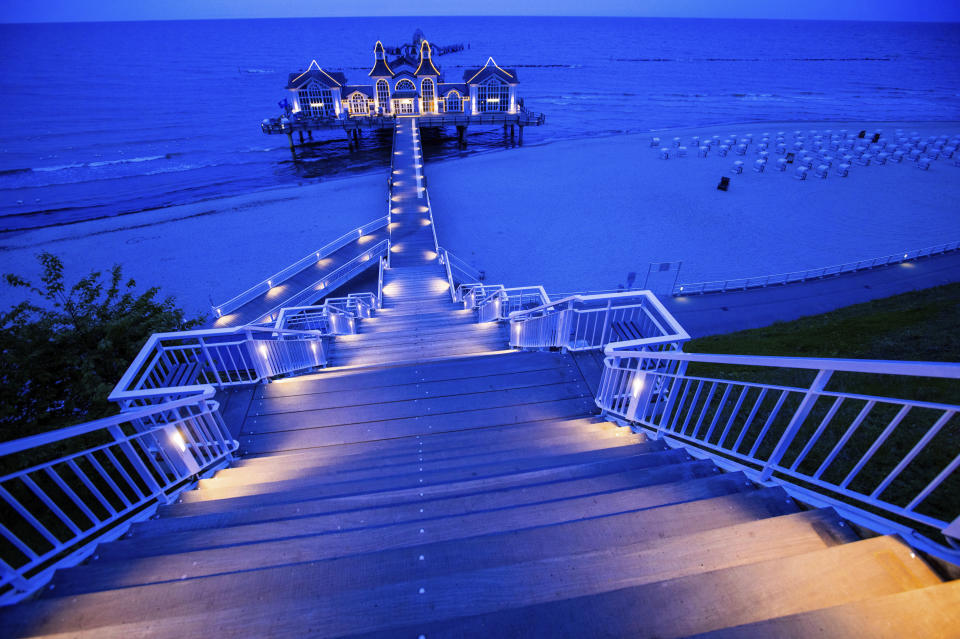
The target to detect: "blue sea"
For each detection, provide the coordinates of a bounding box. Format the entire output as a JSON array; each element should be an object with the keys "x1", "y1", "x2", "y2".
[{"x1": 1, "y1": 17, "x2": 959, "y2": 233}]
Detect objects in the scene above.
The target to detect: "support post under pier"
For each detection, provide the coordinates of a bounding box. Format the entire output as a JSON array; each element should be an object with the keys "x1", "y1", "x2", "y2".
[
  {"x1": 518, "y1": 124, "x2": 524, "y2": 146},
  {"x1": 456, "y1": 125, "x2": 467, "y2": 149},
  {"x1": 286, "y1": 131, "x2": 296, "y2": 159},
  {"x1": 298, "y1": 131, "x2": 304, "y2": 144}
]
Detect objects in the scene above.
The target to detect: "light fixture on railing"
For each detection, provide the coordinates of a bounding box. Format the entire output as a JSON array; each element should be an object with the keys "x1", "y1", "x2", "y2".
[
  {"x1": 170, "y1": 430, "x2": 187, "y2": 453},
  {"x1": 267, "y1": 280, "x2": 273, "y2": 289},
  {"x1": 259, "y1": 344, "x2": 268, "y2": 358},
  {"x1": 631, "y1": 374, "x2": 645, "y2": 397}
]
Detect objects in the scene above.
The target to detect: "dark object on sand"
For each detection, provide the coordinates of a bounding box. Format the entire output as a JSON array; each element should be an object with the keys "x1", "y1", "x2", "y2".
[
  {"x1": 858, "y1": 130, "x2": 867, "y2": 138},
  {"x1": 717, "y1": 176, "x2": 730, "y2": 191},
  {"x1": 785, "y1": 152, "x2": 795, "y2": 164},
  {"x1": 871, "y1": 133, "x2": 881, "y2": 143}
]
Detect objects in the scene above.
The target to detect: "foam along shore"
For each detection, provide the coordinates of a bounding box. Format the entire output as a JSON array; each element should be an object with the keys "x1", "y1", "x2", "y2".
[
  {"x1": 429, "y1": 121, "x2": 960, "y2": 295},
  {"x1": 0, "y1": 175, "x2": 386, "y2": 318}
]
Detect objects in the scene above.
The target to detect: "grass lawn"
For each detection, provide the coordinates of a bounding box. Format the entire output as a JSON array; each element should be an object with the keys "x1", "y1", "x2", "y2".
[{"x1": 674, "y1": 283, "x2": 960, "y2": 528}]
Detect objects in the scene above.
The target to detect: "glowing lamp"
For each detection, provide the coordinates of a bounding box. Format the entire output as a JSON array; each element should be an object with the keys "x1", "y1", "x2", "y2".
[
  {"x1": 170, "y1": 430, "x2": 187, "y2": 453},
  {"x1": 259, "y1": 344, "x2": 268, "y2": 358},
  {"x1": 632, "y1": 375, "x2": 645, "y2": 397},
  {"x1": 267, "y1": 280, "x2": 273, "y2": 288}
]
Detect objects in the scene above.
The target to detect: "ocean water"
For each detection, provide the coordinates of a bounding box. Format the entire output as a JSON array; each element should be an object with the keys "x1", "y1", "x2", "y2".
[{"x1": 1, "y1": 16, "x2": 959, "y2": 233}]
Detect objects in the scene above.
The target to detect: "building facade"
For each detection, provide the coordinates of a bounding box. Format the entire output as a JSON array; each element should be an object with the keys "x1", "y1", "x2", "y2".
[{"x1": 285, "y1": 40, "x2": 520, "y2": 118}]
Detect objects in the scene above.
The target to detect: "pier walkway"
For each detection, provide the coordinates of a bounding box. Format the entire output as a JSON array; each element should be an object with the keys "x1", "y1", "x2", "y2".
[{"x1": 2, "y1": 120, "x2": 959, "y2": 637}]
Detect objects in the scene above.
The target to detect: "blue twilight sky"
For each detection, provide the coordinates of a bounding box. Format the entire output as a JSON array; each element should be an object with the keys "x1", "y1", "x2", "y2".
[{"x1": 1, "y1": 0, "x2": 959, "y2": 23}]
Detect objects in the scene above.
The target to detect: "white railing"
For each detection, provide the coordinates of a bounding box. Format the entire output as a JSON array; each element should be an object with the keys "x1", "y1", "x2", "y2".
[
  {"x1": 211, "y1": 216, "x2": 389, "y2": 318},
  {"x1": 274, "y1": 293, "x2": 379, "y2": 333},
  {"x1": 254, "y1": 239, "x2": 389, "y2": 324},
  {"x1": 439, "y1": 247, "x2": 484, "y2": 301},
  {"x1": 674, "y1": 240, "x2": 960, "y2": 296},
  {"x1": 508, "y1": 290, "x2": 690, "y2": 352},
  {"x1": 596, "y1": 349, "x2": 960, "y2": 562},
  {"x1": 0, "y1": 390, "x2": 236, "y2": 604},
  {"x1": 109, "y1": 325, "x2": 326, "y2": 409}
]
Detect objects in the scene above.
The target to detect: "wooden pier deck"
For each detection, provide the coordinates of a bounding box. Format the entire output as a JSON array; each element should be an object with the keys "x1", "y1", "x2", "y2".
[{"x1": 3, "y1": 119, "x2": 958, "y2": 638}]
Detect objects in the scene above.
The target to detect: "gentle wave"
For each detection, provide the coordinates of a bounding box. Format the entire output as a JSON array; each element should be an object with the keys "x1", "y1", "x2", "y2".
[{"x1": 4, "y1": 153, "x2": 181, "y2": 176}]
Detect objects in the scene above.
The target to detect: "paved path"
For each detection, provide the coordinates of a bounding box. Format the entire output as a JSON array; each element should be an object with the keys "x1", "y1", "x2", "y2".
[{"x1": 664, "y1": 251, "x2": 960, "y2": 337}]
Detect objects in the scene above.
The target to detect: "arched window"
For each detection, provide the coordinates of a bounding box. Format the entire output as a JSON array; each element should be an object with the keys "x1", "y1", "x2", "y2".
[
  {"x1": 477, "y1": 78, "x2": 509, "y2": 113},
  {"x1": 298, "y1": 83, "x2": 334, "y2": 117},
  {"x1": 445, "y1": 91, "x2": 462, "y2": 112},
  {"x1": 395, "y1": 78, "x2": 415, "y2": 92},
  {"x1": 349, "y1": 93, "x2": 368, "y2": 115},
  {"x1": 376, "y1": 79, "x2": 390, "y2": 113},
  {"x1": 421, "y1": 78, "x2": 436, "y2": 113}
]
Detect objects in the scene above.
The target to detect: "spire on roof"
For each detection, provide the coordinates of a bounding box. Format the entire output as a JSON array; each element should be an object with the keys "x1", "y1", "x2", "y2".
[
  {"x1": 415, "y1": 40, "x2": 441, "y2": 76},
  {"x1": 369, "y1": 40, "x2": 394, "y2": 77}
]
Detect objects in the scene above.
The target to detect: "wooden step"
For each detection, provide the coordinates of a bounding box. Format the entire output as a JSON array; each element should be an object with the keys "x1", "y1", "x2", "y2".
[
  {"x1": 184, "y1": 443, "x2": 685, "y2": 505},
  {"x1": 689, "y1": 579, "x2": 960, "y2": 639},
  {"x1": 258, "y1": 350, "x2": 568, "y2": 398},
  {"x1": 133, "y1": 456, "x2": 714, "y2": 539},
  {"x1": 48, "y1": 477, "x2": 772, "y2": 596},
  {"x1": 349, "y1": 535, "x2": 941, "y2": 639},
  {"x1": 6, "y1": 508, "x2": 853, "y2": 638}
]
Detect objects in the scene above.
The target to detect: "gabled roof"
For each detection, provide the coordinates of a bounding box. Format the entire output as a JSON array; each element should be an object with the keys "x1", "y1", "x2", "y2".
[
  {"x1": 415, "y1": 41, "x2": 441, "y2": 76},
  {"x1": 389, "y1": 55, "x2": 417, "y2": 71},
  {"x1": 438, "y1": 83, "x2": 467, "y2": 96},
  {"x1": 368, "y1": 41, "x2": 393, "y2": 77},
  {"x1": 463, "y1": 57, "x2": 517, "y2": 85},
  {"x1": 392, "y1": 68, "x2": 417, "y2": 81},
  {"x1": 344, "y1": 85, "x2": 375, "y2": 98},
  {"x1": 287, "y1": 61, "x2": 347, "y2": 89}
]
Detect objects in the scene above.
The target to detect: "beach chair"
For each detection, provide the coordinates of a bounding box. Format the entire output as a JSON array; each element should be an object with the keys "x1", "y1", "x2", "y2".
[
  {"x1": 775, "y1": 144, "x2": 787, "y2": 155},
  {"x1": 815, "y1": 165, "x2": 829, "y2": 179},
  {"x1": 732, "y1": 160, "x2": 744, "y2": 174},
  {"x1": 856, "y1": 154, "x2": 872, "y2": 166},
  {"x1": 673, "y1": 137, "x2": 681, "y2": 147},
  {"x1": 794, "y1": 166, "x2": 809, "y2": 180},
  {"x1": 717, "y1": 176, "x2": 730, "y2": 191},
  {"x1": 758, "y1": 151, "x2": 770, "y2": 160},
  {"x1": 892, "y1": 151, "x2": 905, "y2": 163},
  {"x1": 917, "y1": 157, "x2": 931, "y2": 170},
  {"x1": 909, "y1": 149, "x2": 922, "y2": 162},
  {"x1": 875, "y1": 153, "x2": 888, "y2": 165},
  {"x1": 678, "y1": 146, "x2": 688, "y2": 157},
  {"x1": 691, "y1": 136, "x2": 700, "y2": 147},
  {"x1": 753, "y1": 159, "x2": 766, "y2": 173},
  {"x1": 836, "y1": 163, "x2": 850, "y2": 177},
  {"x1": 659, "y1": 148, "x2": 671, "y2": 160},
  {"x1": 650, "y1": 137, "x2": 660, "y2": 147},
  {"x1": 717, "y1": 145, "x2": 729, "y2": 157},
  {"x1": 943, "y1": 148, "x2": 955, "y2": 159},
  {"x1": 698, "y1": 146, "x2": 709, "y2": 158},
  {"x1": 776, "y1": 158, "x2": 788, "y2": 171},
  {"x1": 735, "y1": 144, "x2": 747, "y2": 156}
]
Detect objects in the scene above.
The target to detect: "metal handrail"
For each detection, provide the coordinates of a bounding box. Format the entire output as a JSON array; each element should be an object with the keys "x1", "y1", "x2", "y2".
[
  {"x1": 211, "y1": 216, "x2": 389, "y2": 317},
  {"x1": 0, "y1": 389, "x2": 236, "y2": 604},
  {"x1": 674, "y1": 240, "x2": 960, "y2": 296},
  {"x1": 595, "y1": 349, "x2": 960, "y2": 563}
]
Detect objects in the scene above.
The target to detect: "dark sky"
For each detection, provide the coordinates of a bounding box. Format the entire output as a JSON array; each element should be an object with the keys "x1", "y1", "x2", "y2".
[{"x1": 2, "y1": 0, "x2": 959, "y2": 23}]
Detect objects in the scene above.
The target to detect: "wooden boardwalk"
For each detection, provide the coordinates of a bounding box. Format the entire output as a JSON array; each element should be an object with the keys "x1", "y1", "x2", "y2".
[
  {"x1": 3, "y1": 119, "x2": 958, "y2": 637},
  {"x1": 210, "y1": 224, "x2": 389, "y2": 328}
]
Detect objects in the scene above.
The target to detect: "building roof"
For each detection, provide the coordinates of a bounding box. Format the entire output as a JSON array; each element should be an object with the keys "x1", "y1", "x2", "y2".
[
  {"x1": 463, "y1": 57, "x2": 518, "y2": 85},
  {"x1": 344, "y1": 85, "x2": 375, "y2": 98},
  {"x1": 388, "y1": 55, "x2": 418, "y2": 72},
  {"x1": 415, "y1": 41, "x2": 441, "y2": 76},
  {"x1": 368, "y1": 41, "x2": 393, "y2": 77},
  {"x1": 438, "y1": 83, "x2": 467, "y2": 96},
  {"x1": 390, "y1": 89, "x2": 419, "y2": 99},
  {"x1": 287, "y1": 61, "x2": 347, "y2": 89}
]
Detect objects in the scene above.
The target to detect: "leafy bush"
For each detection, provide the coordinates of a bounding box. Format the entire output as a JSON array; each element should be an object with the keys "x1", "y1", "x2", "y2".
[{"x1": 1, "y1": 252, "x2": 204, "y2": 440}]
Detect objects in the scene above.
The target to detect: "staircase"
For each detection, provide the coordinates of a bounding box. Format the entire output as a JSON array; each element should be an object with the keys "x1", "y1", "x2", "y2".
[{"x1": 3, "y1": 346, "x2": 959, "y2": 637}]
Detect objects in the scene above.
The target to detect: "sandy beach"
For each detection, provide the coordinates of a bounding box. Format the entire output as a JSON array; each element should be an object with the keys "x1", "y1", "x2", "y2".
[
  {"x1": 430, "y1": 121, "x2": 960, "y2": 294},
  {"x1": 3, "y1": 121, "x2": 958, "y2": 318},
  {"x1": 0, "y1": 175, "x2": 386, "y2": 318}
]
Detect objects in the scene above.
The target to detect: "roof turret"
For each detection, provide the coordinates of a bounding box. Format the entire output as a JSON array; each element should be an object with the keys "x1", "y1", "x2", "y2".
[
  {"x1": 415, "y1": 40, "x2": 441, "y2": 77},
  {"x1": 368, "y1": 41, "x2": 394, "y2": 77}
]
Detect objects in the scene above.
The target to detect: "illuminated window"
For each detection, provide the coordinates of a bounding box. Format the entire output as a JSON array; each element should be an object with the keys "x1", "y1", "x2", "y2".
[
  {"x1": 394, "y1": 99, "x2": 414, "y2": 114},
  {"x1": 421, "y1": 78, "x2": 436, "y2": 113},
  {"x1": 477, "y1": 78, "x2": 509, "y2": 113},
  {"x1": 395, "y1": 78, "x2": 415, "y2": 92},
  {"x1": 445, "y1": 91, "x2": 462, "y2": 112},
  {"x1": 349, "y1": 93, "x2": 369, "y2": 115},
  {"x1": 376, "y1": 79, "x2": 390, "y2": 113},
  {"x1": 298, "y1": 83, "x2": 334, "y2": 117}
]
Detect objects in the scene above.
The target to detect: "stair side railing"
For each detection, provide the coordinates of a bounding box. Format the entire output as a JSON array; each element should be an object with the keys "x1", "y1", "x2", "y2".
[
  {"x1": 274, "y1": 293, "x2": 380, "y2": 333},
  {"x1": 0, "y1": 389, "x2": 236, "y2": 605},
  {"x1": 211, "y1": 216, "x2": 389, "y2": 319},
  {"x1": 509, "y1": 290, "x2": 689, "y2": 352},
  {"x1": 595, "y1": 349, "x2": 960, "y2": 563},
  {"x1": 438, "y1": 247, "x2": 485, "y2": 302},
  {"x1": 109, "y1": 325, "x2": 326, "y2": 409},
  {"x1": 253, "y1": 239, "x2": 389, "y2": 324}
]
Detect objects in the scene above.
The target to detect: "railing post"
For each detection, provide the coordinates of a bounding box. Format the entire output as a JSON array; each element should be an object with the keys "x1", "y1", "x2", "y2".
[
  {"x1": 197, "y1": 337, "x2": 224, "y2": 387},
  {"x1": 599, "y1": 299, "x2": 613, "y2": 346},
  {"x1": 759, "y1": 369, "x2": 833, "y2": 481}
]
